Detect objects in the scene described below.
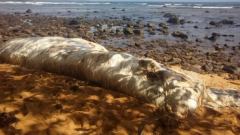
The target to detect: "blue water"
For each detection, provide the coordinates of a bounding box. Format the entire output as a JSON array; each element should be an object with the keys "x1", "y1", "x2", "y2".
[{"x1": 0, "y1": 1, "x2": 240, "y2": 8}]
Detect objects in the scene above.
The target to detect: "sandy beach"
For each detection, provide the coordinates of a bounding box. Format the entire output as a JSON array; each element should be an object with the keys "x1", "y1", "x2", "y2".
[
  {"x1": 0, "y1": 1, "x2": 240, "y2": 134},
  {"x1": 0, "y1": 64, "x2": 239, "y2": 135}
]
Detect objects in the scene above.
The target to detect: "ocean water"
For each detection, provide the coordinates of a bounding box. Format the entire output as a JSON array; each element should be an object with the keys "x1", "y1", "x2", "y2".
[{"x1": 0, "y1": 1, "x2": 240, "y2": 49}]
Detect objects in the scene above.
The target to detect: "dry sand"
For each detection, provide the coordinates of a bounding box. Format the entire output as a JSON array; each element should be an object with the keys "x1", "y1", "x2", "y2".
[{"x1": 0, "y1": 64, "x2": 240, "y2": 135}]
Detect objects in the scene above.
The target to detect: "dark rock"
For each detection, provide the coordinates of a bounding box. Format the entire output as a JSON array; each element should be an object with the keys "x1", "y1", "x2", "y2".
[
  {"x1": 103, "y1": 28, "x2": 111, "y2": 33},
  {"x1": 223, "y1": 65, "x2": 240, "y2": 74},
  {"x1": 123, "y1": 27, "x2": 134, "y2": 35},
  {"x1": 195, "y1": 38, "x2": 202, "y2": 42},
  {"x1": 202, "y1": 63, "x2": 213, "y2": 72},
  {"x1": 133, "y1": 29, "x2": 144, "y2": 35},
  {"x1": 194, "y1": 25, "x2": 198, "y2": 28},
  {"x1": 100, "y1": 35, "x2": 108, "y2": 40},
  {"x1": 222, "y1": 34, "x2": 228, "y2": 37},
  {"x1": 180, "y1": 19, "x2": 186, "y2": 24},
  {"x1": 161, "y1": 29, "x2": 169, "y2": 34},
  {"x1": 205, "y1": 11, "x2": 210, "y2": 13},
  {"x1": 215, "y1": 45, "x2": 224, "y2": 51},
  {"x1": 122, "y1": 16, "x2": 127, "y2": 20},
  {"x1": 93, "y1": 11, "x2": 98, "y2": 13},
  {"x1": 171, "y1": 31, "x2": 188, "y2": 39},
  {"x1": 209, "y1": 36, "x2": 217, "y2": 41},
  {"x1": 110, "y1": 29, "x2": 115, "y2": 33},
  {"x1": 26, "y1": 9, "x2": 32, "y2": 13},
  {"x1": 228, "y1": 57, "x2": 235, "y2": 62},
  {"x1": 190, "y1": 58, "x2": 201, "y2": 65},
  {"x1": 167, "y1": 16, "x2": 180, "y2": 24},
  {"x1": 135, "y1": 41, "x2": 142, "y2": 47},
  {"x1": 134, "y1": 22, "x2": 144, "y2": 29},
  {"x1": 14, "y1": 12, "x2": 21, "y2": 15},
  {"x1": 225, "y1": 39, "x2": 232, "y2": 42},
  {"x1": 206, "y1": 50, "x2": 219, "y2": 56},
  {"x1": 149, "y1": 31, "x2": 156, "y2": 35},
  {"x1": 127, "y1": 23, "x2": 134, "y2": 27},
  {"x1": 208, "y1": 32, "x2": 220, "y2": 41},
  {"x1": 212, "y1": 33, "x2": 220, "y2": 37},
  {"x1": 10, "y1": 28, "x2": 20, "y2": 33},
  {"x1": 159, "y1": 22, "x2": 167, "y2": 27},
  {"x1": 144, "y1": 52, "x2": 153, "y2": 57},
  {"x1": 22, "y1": 29, "x2": 32, "y2": 34},
  {"x1": 232, "y1": 46, "x2": 239, "y2": 50},
  {"x1": 205, "y1": 27, "x2": 211, "y2": 29},
  {"x1": 189, "y1": 65, "x2": 202, "y2": 73},
  {"x1": 224, "y1": 44, "x2": 229, "y2": 48},
  {"x1": 116, "y1": 28, "x2": 121, "y2": 33},
  {"x1": 169, "y1": 58, "x2": 182, "y2": 64},
  {"x1": 209, "y1": 21, "x2": 222, "y2": 26},
  {"x1": 164, "y1": 13, "x2": 177, "y2": 18},
  {"x1": 147, "y1": 23, "x2": 156, "y2": 29},
  {"x1": 69, "y1": 19, "x2": 78, "y2": 25},
  {"x1": 213, "y1": 67, "x2": 222, "y2": 72},
  {"x1": 220, "y1": 19, "x2": 234, "y2": 25}
]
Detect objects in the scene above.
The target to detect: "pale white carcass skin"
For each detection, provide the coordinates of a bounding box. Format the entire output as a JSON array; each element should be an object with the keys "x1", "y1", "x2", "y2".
[{"x1": 0, "y1": 37, "x2": 238, "y2": 117}]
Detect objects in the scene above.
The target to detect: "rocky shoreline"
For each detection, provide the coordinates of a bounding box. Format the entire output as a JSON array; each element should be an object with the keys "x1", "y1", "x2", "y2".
[{"x1": 0, "y1": 13, "x2": 239, "y2": 80}]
